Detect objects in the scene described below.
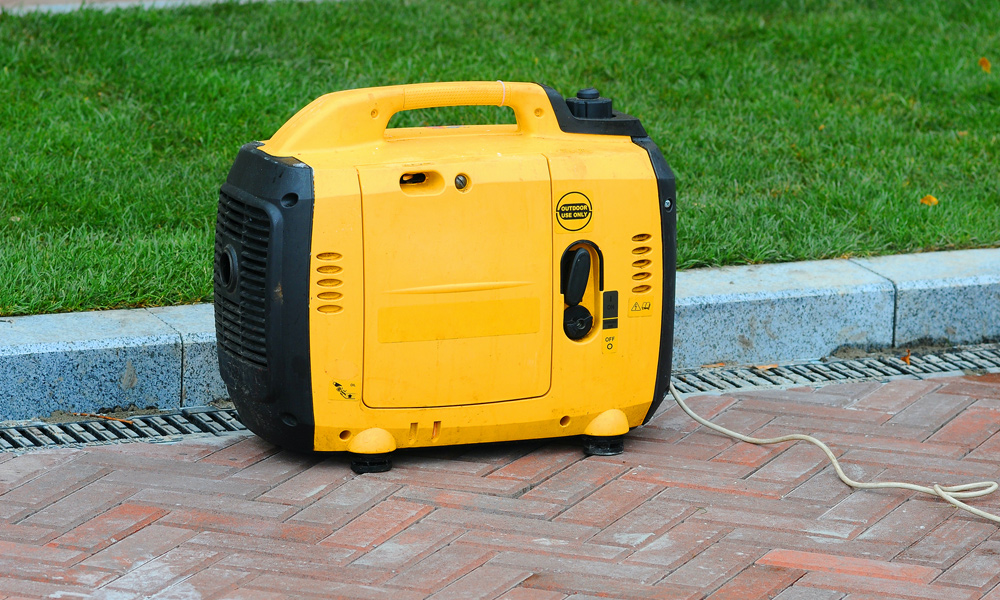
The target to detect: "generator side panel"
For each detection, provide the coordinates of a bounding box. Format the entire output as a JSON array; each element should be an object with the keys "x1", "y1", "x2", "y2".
[
  {"x1": 547, "y1": 140, "x2": 667, "y2": 428},
  {"x1": 356, "y1": 155, "x2": 553, "y2": 411},
  {"x1": 300, "y1": 137, "x2": 670, "y2": 451},
  {"x1": 306, "y1": 168, "x2": 366, "y2": 451}
]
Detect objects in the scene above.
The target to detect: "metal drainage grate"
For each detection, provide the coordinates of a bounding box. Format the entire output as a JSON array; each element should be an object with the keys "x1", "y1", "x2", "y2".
[
  {"x1": 0, "y1": 407, "x2": 246, "y2": 452},
  {"x1": 670, "y1": 345, "x2": 1000, "y2": 395},
  {"x1": 4, "y1": 345, "x2": 1000, "y2": 451}
]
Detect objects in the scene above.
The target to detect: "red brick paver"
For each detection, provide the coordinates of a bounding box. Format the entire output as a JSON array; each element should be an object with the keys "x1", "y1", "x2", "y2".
[{"x1": 1, "y1": 373, "x2": 1000, "y2": 598}]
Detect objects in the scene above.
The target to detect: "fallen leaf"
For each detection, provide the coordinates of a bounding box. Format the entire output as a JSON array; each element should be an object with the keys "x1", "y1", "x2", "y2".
[
  {"x1": 701, "y1": 362, "x2": 725, "y2": 369},
  {"x1": 920, "y1": 195, "x2": 939, "y2": 206},
  {"x1": 980, "y1": 57, "x2": 992, "y2": 74},
  {"x1": 901, "y1": 349, "x2": 912, "y2": 365},
  {"x1": 755, "y1": 364, "x2": 779, "y2": 370},
  {"x1": 9, "y1": 216, "x2": 20, "y2": 222},
  {"x1": 958, "y1": 131, "x2": 968, "y2": 137},
  {"x1": 818, "y1": 124, "x2": 825, "y2": 131},
  {"x1": 71, "y1": 412, "x2": 134, "y2": 424}
]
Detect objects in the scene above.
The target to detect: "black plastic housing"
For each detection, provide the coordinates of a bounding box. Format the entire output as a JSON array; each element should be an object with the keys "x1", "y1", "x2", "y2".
[
  {"x1": 630, "y1": 136, "x2": 677, "y2": 424},
  {"x1": 541, "y1": 84, "x2": 648, "y2": 137},
  {"x1": 214, "y1": 142, "x2": 316, "y2": 452}
]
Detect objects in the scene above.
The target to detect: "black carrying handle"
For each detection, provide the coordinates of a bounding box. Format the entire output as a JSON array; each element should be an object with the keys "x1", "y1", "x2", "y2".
[{"x1": 563, "y1": 248, "x2": 591, "y2": 306}]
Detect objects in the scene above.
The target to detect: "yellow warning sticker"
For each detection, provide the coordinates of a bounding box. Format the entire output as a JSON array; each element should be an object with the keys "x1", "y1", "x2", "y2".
[{"x1": 627, "y1": 297, "x2": 654, "y2": 318}]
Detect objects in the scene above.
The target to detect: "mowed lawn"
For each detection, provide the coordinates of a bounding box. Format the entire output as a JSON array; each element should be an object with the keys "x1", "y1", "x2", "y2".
[{"x1": 1, "y1": 0, "x2": 998, "y2": 315}]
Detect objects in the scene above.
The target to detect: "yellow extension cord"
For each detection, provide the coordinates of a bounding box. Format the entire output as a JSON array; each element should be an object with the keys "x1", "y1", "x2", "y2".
[{"x1": 668, "y1": 383, "x2": 1000, "y2": 524}]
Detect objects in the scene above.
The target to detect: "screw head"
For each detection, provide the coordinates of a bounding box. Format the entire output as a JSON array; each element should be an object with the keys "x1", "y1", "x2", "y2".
[
  {"x1": 455, "y1": 174, "x2": 469, "y2": 190},
  {"x1": 664, "y1": 198, "x2": 673, "y2": 209}
]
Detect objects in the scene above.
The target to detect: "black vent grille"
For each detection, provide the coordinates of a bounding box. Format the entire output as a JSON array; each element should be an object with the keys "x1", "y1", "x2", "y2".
[{"x1": 215, "y1": 191, "x2": 271, "y2": 367}]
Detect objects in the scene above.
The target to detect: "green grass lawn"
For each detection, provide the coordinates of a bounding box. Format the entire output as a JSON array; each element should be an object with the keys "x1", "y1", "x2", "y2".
[{"x1": 1, "y1": 0, "x2": 998, "y2": 316}]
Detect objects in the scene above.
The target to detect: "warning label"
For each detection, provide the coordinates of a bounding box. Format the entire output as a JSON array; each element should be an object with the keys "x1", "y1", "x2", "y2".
[
  {"x1": 556, "y1": 192, "x2": 593, "y2": 232},
  {"x1": 332, "y1": 381, "x2": 358, "y2": 400},
  {"x1": 627, "y1": 297, "x2": 654, "y2": 318}
]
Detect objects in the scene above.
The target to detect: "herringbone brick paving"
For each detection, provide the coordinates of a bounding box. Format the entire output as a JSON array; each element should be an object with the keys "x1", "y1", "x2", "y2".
[{"x1": 2, "y1": 374, "x2": 1000, "y2": 599}]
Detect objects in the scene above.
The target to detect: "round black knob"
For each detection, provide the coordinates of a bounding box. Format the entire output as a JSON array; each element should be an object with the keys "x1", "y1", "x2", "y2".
[
  {"x1": 564, "y1": 305, "x2": 593, "y2": 340},
  {"x1": 577, "y1": 88, "x2": 600, "y2": 99}
]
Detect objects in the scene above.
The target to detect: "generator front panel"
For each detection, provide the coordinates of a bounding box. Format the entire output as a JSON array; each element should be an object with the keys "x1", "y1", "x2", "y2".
[{"x1": 217, "y1": 82, "x2": 675, "y2": 454}]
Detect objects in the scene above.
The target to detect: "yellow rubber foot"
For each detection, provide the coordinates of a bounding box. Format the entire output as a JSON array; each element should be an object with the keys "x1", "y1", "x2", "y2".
[
  {"x1": 347, "y1": 428, "x2": 397, "y2": 454},
  {"x1": 583, "y1": 408, "x2": 629, "y2": 438}
]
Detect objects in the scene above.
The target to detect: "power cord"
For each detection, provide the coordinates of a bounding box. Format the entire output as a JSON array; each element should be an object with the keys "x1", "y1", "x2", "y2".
[{"x1": 668, "y1": 383, "x2": 1000, "y2": 524}]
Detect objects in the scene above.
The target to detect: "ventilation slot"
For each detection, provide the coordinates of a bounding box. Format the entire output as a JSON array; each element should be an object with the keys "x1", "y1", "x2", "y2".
[
  {"x1": 315, "y1": 252, "x2": 344, "y2": 314},
  {"x1": 214, "y1": 191, "x2": 270, "y2": 368},
  {"x1": 631, "y1": 234, "x2": 653, "y2": 294}
]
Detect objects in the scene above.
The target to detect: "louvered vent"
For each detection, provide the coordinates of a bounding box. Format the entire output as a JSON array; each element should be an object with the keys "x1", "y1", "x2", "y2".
[
  {"x1": 315, "y1": 252, "x2": 344, "y2": 314},
  {"x1": 214, "y1": 191, "x2": 270, "y2": 367},
  {"x1": 631, "y1": 234, "x2": 653, "y2": 293}
]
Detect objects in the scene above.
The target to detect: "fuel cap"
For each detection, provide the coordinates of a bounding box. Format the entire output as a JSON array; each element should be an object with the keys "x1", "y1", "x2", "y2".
[{"x1": 566, "y1": 88, "x2": 613, "y2": 119}]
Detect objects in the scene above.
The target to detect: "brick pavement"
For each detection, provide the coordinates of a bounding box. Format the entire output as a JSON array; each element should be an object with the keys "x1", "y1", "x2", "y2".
[{"x1": 1, "y1": 373, "x2": 1000, "y2": 598}]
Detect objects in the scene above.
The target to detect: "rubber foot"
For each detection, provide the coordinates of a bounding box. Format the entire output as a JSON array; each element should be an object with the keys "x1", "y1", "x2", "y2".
[
  {"x1": 582, "y1": 435, "x2": 625, "y2": 456},
  {"x1": 350, "y1": 453, "x2": 393, "y2": 474}
]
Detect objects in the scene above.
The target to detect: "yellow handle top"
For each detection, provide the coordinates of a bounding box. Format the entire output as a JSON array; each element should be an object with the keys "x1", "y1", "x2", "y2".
[
  {"x1": 401, "y1": 81, "x2": 506, "y2": 110},
  {"x1": 264, "y1": 81, "x2": 563, "y2": 155}
]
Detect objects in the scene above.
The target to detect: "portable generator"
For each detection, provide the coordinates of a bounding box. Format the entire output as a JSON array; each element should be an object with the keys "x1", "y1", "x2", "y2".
[{"x1": 214, "y1": 81, "x2": 675, "y2": 472}]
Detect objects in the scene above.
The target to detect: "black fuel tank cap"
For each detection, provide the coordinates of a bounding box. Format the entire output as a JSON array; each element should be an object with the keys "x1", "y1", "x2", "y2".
[{"x1": 566, "y1": 88, "x2": 613, "y2": 119}]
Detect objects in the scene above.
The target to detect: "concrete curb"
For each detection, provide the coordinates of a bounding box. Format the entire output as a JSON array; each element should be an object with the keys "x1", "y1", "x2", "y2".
[
  {"x1": 675, "y1": 248, "x2": 999, "y2": 369},
  {"x1": 0, "y1": 304, "x2": 224, "y2": 422},
  {"x1": 2, "y1": 248, "x2": 997, "y2": 421},
  {"x1": 674, "y1": 258, "x2": 894, "y2": 370},
  {"x1": 1, "y1": 0, "x2": 296, "y2": 15}
]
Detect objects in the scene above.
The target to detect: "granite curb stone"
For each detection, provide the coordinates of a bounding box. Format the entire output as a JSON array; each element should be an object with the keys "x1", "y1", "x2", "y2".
[
  {"x1": 673, "y1": 259, "x2": 894, "y2": 370},
  {"x1": 851, "y1": 248, "x2": 1000, "y2": 348},
  {"x1": 1, "y1": 249, "x2": 998, "y2": 420},
  {"x1": 147, "y1": 304, "x2": 229, "y2": 407},
  {"x1": 0, "y1": 309, "x2": 184, "y2": 421}
]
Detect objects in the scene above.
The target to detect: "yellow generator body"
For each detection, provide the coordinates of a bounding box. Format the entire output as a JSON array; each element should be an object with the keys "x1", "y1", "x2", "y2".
[{"x1": 214, "y1": 82, "x2": 675, "y2": 470}]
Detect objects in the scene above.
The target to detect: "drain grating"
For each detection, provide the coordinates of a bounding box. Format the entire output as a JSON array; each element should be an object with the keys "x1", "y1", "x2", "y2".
[
  {"x1": 0, "y1": 407, "x2": 246, "y2": 452},
  {"x1": 3, "y1": 345, "x2": 999, "y2": 451},
  {"x1": 670, "y1": 345, "x2": 1000, "y2": 395}
]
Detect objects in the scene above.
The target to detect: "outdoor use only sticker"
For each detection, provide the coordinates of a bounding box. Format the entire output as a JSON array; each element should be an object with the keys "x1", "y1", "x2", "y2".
[{"x1": 556, "y1": 192, "x2": 593, "y2": 232}]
